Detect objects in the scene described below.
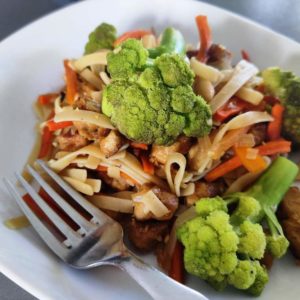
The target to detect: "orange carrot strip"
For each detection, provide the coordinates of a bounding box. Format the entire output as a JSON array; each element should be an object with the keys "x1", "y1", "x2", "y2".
[
  {"x1": 37, "y1": 93, "x2": 59, "y2": 105},
  {"x1": 267, "y1": 104, "x2": 285, "y2": 140},
  {"x1": 205, "y1": 140, "x2": 292, "y2": 182},
  {"x1": 131, "y1": 142, "x2": 148, "y2": 150},
  {"x1": 205, "y1": 156, "x2": 242, "y2": 182},
  {"x1": 38, "y1": 126, "x2": 53, "y2": 159},
  {"x1": 195, "y1": 15, "x2": 212, "y2": 62},
  {"x1": 235, "y1": 146, "x2": 267, "y2": 173},
  {"x1": 141, "y1": 155, "x2": 155, "y2": 175},
  {"x1": 64, "y1": 60, "x2": 78, "y2": 105},
  {"x1": 114, "y1": 30, "x2": 152, "y2": 47},
  {"x1": 257, "y1": 140, "x2": 291, "y2": 156},
  {"x1": 47, "y1": 120, "x2": 73, "y2": 131},
  {"x1": 169, "y1": 241, "x2": 185, "y2": 283}
]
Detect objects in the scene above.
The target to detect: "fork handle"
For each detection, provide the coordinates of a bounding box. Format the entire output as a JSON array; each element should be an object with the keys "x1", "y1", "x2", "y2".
[{"x1": 119, "y1": 254, "x2": 208, "y2": 300}]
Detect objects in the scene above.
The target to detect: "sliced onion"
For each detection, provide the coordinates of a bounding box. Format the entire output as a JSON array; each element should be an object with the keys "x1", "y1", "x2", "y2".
[
  {"x1": 80, "y1": 69, "x2": 103, "y2": 89},
  {"x1": 166, "y1": 206, "x2": 197, "y2": 256},
  {"x1": 73, "y1": 51, "x2": 108, "y2": 71},
  {"x1": 99, "y1": 72, "x2": 111, "y2": 85},
  {"x1": 212, "y1": 111, "x2": 273, "y2": 147}
]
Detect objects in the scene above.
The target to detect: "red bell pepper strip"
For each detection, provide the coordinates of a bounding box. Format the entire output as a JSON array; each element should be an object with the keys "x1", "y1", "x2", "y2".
[
  {"x1": 241, "y1": 49, "x2": 251, "y2": 61},
  {"x1": 37, "y1": 93, "x2": 59, "y2": 105},
  {"x1": 213, "y1": 98, "x2": 248, "y2": 122},
  {"x1": 38, "y1": 126, "x2": 53, "y2": 159}
]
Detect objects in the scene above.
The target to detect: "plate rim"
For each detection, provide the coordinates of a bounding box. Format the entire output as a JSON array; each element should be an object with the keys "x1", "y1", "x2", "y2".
[{"x1": 0, "y1": 0, "x2": 299, "y2": 299}]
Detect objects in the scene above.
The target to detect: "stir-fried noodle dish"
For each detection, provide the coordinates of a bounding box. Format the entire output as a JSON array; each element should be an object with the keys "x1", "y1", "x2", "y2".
[{"x1": 15, "y1": 15, "x2": 300, "y2": 296}]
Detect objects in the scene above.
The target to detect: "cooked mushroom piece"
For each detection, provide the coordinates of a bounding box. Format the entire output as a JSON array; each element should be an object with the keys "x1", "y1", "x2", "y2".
[
  {"x1": 185, "y1": 180, "x2": 226, "y2": 206},
  {"x1": 133, "y1": 185, "x2": 179, "y2": 221},
  {"x1": 278, "y1": 187, "x2": 300, "y2": 259},
  {"x1": 127, "y1": 218, "x2": 170, "y2": 252},
  {"x1": 207, "y1": 44, "x2": 232, "y2": 70}
]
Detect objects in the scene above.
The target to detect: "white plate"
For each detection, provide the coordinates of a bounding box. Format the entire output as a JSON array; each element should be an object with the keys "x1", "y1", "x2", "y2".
[{"x1": 0, "y1": 0, "x2": 299, "y2": 299}]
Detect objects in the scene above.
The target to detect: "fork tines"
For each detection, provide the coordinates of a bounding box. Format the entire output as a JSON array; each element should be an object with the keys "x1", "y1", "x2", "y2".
[{"x1": 3, "y1": 160, "x2": 113, "y2": 253}]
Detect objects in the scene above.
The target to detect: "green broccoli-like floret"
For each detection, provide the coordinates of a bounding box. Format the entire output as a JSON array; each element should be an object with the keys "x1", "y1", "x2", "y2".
[
  {"x1": 228, "y1": 195, "x2": 261, "y2": 225},
  {"x1": 195, "y1": 196, "x2": 227, "y2": 217},
  {"x1": 107, "y1": 39, "x2": 148, "y2": 80},
  {"x1": 84, "y1": 23, "x2": 117, "y2": 54},
  {"x1": 265, "y1": 216, "x2": 290, "y2": 258},
  {"x1": 237, "y1": 220, "x2": 266, "y2": 259},
  {"x1": 227, "y1": 260, "x2": 257, "y2": 290},
  {"x1": 103, "y1": 41, "x2": 212, "y2": 145},
  {"x1": 261, "y1": 67, "x2": 300, "y2": 146},
  {"x1": 261, "y1": 67, "x2": 292, "y2": 99},
  {"x1": 177, "y1": 211, "x2": 239, "y2": 283},
  {"x1": 177, "y1": 158, "x2": 298, "y2": 296},
  {"x1": 247, "y1": 261, "x2": 269, "y2": 296},
  {"x1": 266, "y1": 235, "x2": 289, "y2": 259},
  {"x1": 155, "y1": 53, "x2": 194, "y2": 87}
]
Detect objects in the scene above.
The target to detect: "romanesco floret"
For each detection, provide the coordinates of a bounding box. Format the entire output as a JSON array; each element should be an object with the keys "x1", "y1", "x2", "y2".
[
  {"x1": 227, "y1": 260, "x2": 257, "y2": 290},
  {"x1": 237, "y1": 220, "x2": 266, "y2": 259},
  {"x1": 247, "y1": 261, "x2": 269, "y2": 296},
  {"x1": 195, "y1": 197, "x2": 227, "y2": 217},
  {"x1": 84, "y1": 23, "x2": 117, "y2": 54},
  {"x1": 177, "y1": 211, "x2": 239, "y2": 282},
  {"x1": 177, "y1": 157, "x2": 298, "y2": 296},
  {"x1": 102, "y1": 37, "x2": 212, "y2": 145},
  {"x1": 266, "y1": 233, "x2": 290, "y2": 258},
  {"x1": 154, "y1": 53, "x2": 194, "y2": 87},
  {"x1": 228, "y1": 195, "x2": 261, "y2": 225},
  {"x1": 107, "y1": 39, "x2": 148, "y2": 80}
]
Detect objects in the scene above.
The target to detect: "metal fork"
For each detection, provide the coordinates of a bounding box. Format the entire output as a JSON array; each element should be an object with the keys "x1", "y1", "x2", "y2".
[{"x1": 3, "y1": 160, "x2": 208, "y2": 300}]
